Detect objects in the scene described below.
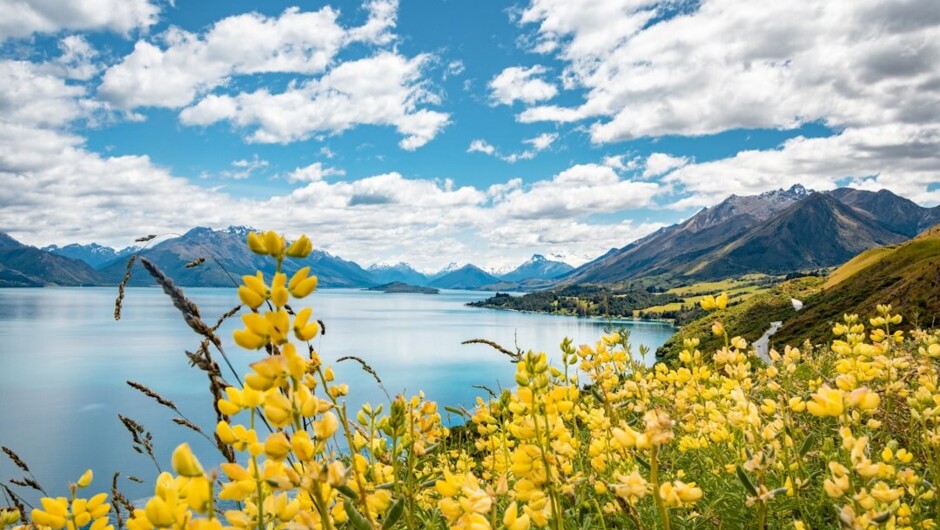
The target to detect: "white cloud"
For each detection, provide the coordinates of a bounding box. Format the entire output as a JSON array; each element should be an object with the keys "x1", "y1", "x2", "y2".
[
  {"x1": 664, "y1": 124, "x2": 940, "y2": 207},
  {"x1": 467, "y1": 139, "x2": 496, "y2": 155},
  {"x1": 489, "y1": 65, "x2": 558, "y2": 105},
  {"x1": 642, "y1": 152, "x2": 688, "y2": 178},
  {"x1": 468, "y1": 133, "x2": 558, "y2": 163},
  {"x1": 0, "y1": 60, "x2": 86, "y2": 128},
  {"x1": 0, "y1": 0, "x2": 159, "y2": 41},
  {"x1": 523, "y1": 132, "x2": 558, "y2": 151},
  {"x1": 492, "y1": 163, "x2": 662, "y2": 219},
  {"x1": 100, "y1": 2, "x2": 399, "y2": 109},
  {"x1": 179, "y1": 52, "x2": 449, "y2": 149},
  {"x1": 287, "y1": 162, "x2": 345, "y2": 183},
  {"x1": 516, "y1": 0, "x2": 940, "y2": 203},
  {"x1": 221, "y1": 155, "x2": 269, "y2": 180}
]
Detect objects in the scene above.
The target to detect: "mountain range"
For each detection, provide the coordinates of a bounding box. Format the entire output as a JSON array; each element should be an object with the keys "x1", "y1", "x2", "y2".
[
  {"x1": 0, "y1": 227, "x2": 574, "y2": 289},
  {"x1": 3, "y1": 185, "x2": 937, "y2": 289},
  {"x1": 558, "y1": 185, "x2": 940, "y2": 286}
]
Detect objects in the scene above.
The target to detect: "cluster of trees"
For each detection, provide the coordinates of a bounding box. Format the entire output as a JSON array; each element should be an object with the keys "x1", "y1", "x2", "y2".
[{"x1": 469, "y1": 286, "x2": 681, "y2": 318}]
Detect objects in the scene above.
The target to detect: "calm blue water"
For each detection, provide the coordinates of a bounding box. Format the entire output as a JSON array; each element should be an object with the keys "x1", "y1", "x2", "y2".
[{"x1": 0, "y1": 287, "x2": 674, "y2": 502}]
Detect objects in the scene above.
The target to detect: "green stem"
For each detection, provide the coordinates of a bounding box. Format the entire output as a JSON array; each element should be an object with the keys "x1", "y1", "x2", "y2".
[{"x1": 649, "y1": 446, "x2": 671, "y2": 530}]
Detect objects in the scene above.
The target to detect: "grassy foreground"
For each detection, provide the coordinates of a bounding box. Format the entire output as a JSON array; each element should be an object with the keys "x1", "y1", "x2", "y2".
[{"x1": 3, "y1": 231, "x2": 940, "y2": 530}]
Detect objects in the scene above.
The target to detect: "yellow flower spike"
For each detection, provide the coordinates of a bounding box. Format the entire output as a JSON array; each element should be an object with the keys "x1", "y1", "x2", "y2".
[
  {"x1": 291, "y1": 430, "x2": 315, "y2": 461},
  {"x1": 503, "y1": 502, "x2": 531, "y2": 530},
  {"x1": 611, "y1": 426, "x2": 638, "y2": 449},
  {"x1": 807, "y1": 385, "x2": 844, "y2": 417},
  {"x1": 233, "y1": 328, "x2": 266, "y2": 350},
  {"x1": 270, "y1": 272, "x2": 288, "y2": 308},
  {"x1": 712, "y1": 320, "x2": 724, "y2": 337},
  {"x1": 288, "y1": 267, "x2": 319, "y2": 299},
  {"x1": 327, "y1": 461, "x2": 347, "y2": 487},
  {"x1": 264, "y1": 231, "x2": 285, "y2": 258},
  {"x1": 241, "y1": 313, "x2": 271, "y2": 338},
  {"x1": 171, "y1": 443, "x2": 203, "y2": 477},
  {"x1": 77, "y1": 469, "x2": 93, "y2": 488},
  {"x1": 700, "y1": 295, "x2": 717, "y2": 311},
  {"x1": 293, "y1": 307, "x2": 320, "y2": 342},
  {"x1": 263, "y1": 432, "x2": 291, "y2": 461},
  {"x1": 86, "y1": 493, "x2": 109, "y2": 519},
  {"x1": 265, "y1": 309, "x2": 290, "y2": 344},
  {"x1": 183, "y1": 476, "x2": 212, "y2": 513},
  {"x1": 143, "y1": 497, "x2": 175, "y2": 528},
  {"x1": 237, "y1": 286, "x2": 264, "y2": 310},
  {"x1": 848, "y1": 388, "x2": 881, "y2": 412},
  {"x1": 0, "y1": 509, "x2": 20, "y2": 526},
  {"x1": 216, "y1": 421, "x2": 236, "y2": 444},
  {"x1": 263, "y1": 392, "x2": 293, "y2": 428},
  {"x1": 313, "y1": 411, "x2": 339, "y2": 440},
  {"x1": 246, "y1": 232, "x2": 267, "y2": 255},
  {"x1": 32, "y1": 497, "x2": 68, "y2": 529},
  {"x1": 286, "y1": 235, "x2": 312, "y2": 258},
  {"x1": 715, "y1": 292, "x2": 728, "y2": 310}
]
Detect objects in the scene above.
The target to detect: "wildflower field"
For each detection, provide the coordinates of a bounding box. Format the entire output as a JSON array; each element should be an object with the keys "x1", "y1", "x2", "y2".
[{"x1": 3, "y1": 232, "x2": 940, "y2": 530}]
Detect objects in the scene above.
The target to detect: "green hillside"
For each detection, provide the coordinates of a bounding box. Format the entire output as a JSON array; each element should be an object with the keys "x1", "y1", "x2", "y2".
[
  {"x1": 773, "y1": 225, "x2": 940, "y2": 345},
  {"x1": 657, "y1": 224, "x2": 940, "y2": 362}
]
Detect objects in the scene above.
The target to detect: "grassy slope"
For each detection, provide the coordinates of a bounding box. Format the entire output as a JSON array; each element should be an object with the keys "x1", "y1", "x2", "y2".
[
  {"x1": 774, "y1": 229, "x2": 940, "y2": 346},
  {"x1": 655, "y1": 277, "x2": 823, "y2": 361},
  {"x1": 656, "y1": 225, "x2": 940, "y2": 362}
]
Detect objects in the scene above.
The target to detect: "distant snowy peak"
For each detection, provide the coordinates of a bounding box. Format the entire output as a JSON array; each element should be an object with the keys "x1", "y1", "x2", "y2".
[
  {"x1": 500, "y1": 254, "x2": 574, "y2": 282},
  {"x1": 42, "y1": 242, "x2": 137, "y2": 269},
  {"x1": 368, "y1": 261, "x2": 429, "y2": 285}
]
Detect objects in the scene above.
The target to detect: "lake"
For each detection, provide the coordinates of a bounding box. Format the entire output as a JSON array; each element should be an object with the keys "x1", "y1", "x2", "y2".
[{"x1": 0, "y1": 287, "x2": 674, "y2": 502}]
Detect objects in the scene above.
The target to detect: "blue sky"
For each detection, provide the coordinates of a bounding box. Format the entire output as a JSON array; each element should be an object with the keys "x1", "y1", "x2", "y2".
[{"x1": 1, "y1": 0, "x2": 938, "y2": 271}]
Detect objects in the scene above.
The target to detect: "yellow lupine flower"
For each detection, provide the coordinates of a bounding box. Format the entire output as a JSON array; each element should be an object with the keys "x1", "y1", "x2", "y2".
[
  {"x1": 503, "y1": 502, "x2": 530, "y2": 530},
  {"x1": 263, "y1": 231, "x2": 285, "y2": 259},
  {"x1": 286, "y1": 235, "x2": 312, "y2": 258},
  {"x1": 806, "y1": 385, "x2": 844, "y2": 417},
  {"x1": 263, "y1": 432, "x2": 291, "y2": 461},
  {"x1": 293, "y1": 307, "x2": 320, "y2": 341},
  {"x1": 313, "y1": 411, "x2": 339, "y2": 440},
  {"x1": 76, "y1": 469, "x2": 93, "y2": 488},
  {"x1": 171, "y1": 443, "x2": 203, "y2": 477},
  {"x1": 238, "y1": 272, "x2": 266, "y2": 309},
  {"x1": 32, "y1": 497, "x2": 68, "y2": 529},
  {"x1": 270, "y1": 272, "x2": 288, "y2": 308},
  {"x1": 715, "y1": 292, "x2": 728, "y2": 310},
  {"x1": 700, "y1": 295, "x2": 717, "y2": 311},
  {"x1": 288, "y1": 267, "x2": 318, "y2": 298},
  {"x1": 246, "y1": 232, "x2": 267, "y2": 254}
]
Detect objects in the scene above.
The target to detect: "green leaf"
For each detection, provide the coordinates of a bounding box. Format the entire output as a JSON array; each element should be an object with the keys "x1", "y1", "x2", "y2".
[
  {"x1": 336, "y1": 484, "x2": 359, "y2": 500},
  {"x1": 382, "y1": 498, "x2": 405, "y2": 530},
  {"x1": 799, "y1": 434, "x2": 814, "y2": 457},
  {"x1": 343, "y1": 499, "x2": 371, "y2": 530},
  {"x1": 443, "y1": 406, "x2": 468, "y2": 418},
  {"x1": 635, "y1": 455, "x2": 650, "y2": 471},
  {"x1": 736, "y1": 465, "x2": 758, "y2": 497}
]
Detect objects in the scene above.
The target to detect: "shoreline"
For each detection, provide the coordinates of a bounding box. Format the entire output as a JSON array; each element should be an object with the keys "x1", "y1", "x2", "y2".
[{"x1": 468, "y1": 302, "x2": 678, "y2": 326}]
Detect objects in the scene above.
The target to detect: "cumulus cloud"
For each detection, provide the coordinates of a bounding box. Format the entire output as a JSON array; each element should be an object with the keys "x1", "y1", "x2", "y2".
[
  {"x1": 467, "y1": 133, "x2": 558, "y2": 163},
  {"x1": 467, "y1": 139, "x2": 496, "y2": 155},
  {"x1": 523, "y1": 132, "x2": 558, "y2": 151},
  {"x1": 664, "y1": 124, "x2": 940, "y2": 207},
  {"x1": 100, "y1": 7, "x2": 353, "y2": 108},
  {"x1": 287, "y1": 162, "x2": 345, "y2": 183},
  {"x1": 642, "y1": 153, "x2": 689, "y2": 178},
  {"x1": 178, "y1": 53, "x2": 448, "y2": 148},
  {"x1": 489, "y1": 65, "x2": 558, "y2": 105},
  {"x1": 492, "y1": 163, "x2": 662, "y2": 219},
  {"x1": 0, "y1": 60, "x2": 86, "y2": 128},
  {"x1": 0, "y1": 0, "x2": 159, "y2": 41},
  {"x1": 516, "y1": 0, "x2": 940, "y2": 204}
]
